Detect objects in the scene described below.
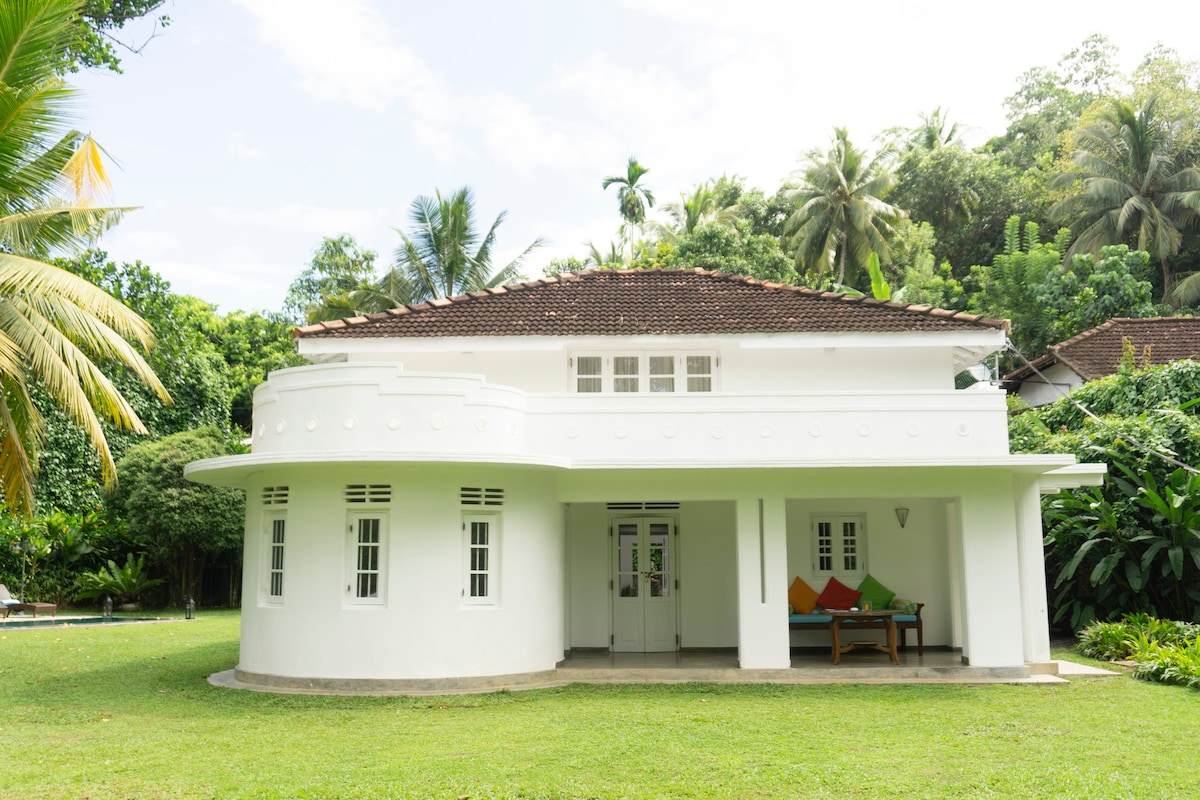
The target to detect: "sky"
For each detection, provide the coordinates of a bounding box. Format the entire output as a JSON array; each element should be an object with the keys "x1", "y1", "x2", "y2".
[{"x1": 69, "y1": 0, "x2": 1200, "y2": 314}]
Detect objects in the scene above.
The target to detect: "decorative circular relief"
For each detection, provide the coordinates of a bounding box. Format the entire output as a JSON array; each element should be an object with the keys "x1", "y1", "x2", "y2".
[
  {"x1": 430, "y1": 414, "x2": 446, "y2": 431},
  {"x1": 906, "y1": 423, "x2": 921, "y2": 437},
  {"x1": 614, "y1": 426, "x2": 628, "y2": 440},
  {"x1": 305, "y1": 417, "x2": 318, "y2": 432},
  {"x1": 858, "y1": 423, "x2": 872, "y2": 437},
  {"x1": 808, "y1": 424, "x2": 822, "y2": 438},
  {"x1": 759, "y1": 425, "x2": 773, "y2": 438},
  {"x1": 566, "y1": 426, "x2": 579, "y2": 439},
  {"x1": 256, "y1": 424, "x2": 265, "y2": 439},
  {"x1": 710, "y1": 424, "x2": 725, "y2": 439},
  {"x1": 662, "y1": 424, "x2": 678, "y2": 439},
  {"x1": 957, "y1": 422, "x2": 971, "y2": 437},
  {"x1": 275, "y1": 420, "x2": 285, "y2": 435},
  {"x1": 343, "y1": 416, "x2": 356, "y2": 430},
  {"x1": 386, "y1": 417, "x2": 401, "y2": 431},
  {"x1": 474, "y1": 417, "x2": 488, "y2": 432}
]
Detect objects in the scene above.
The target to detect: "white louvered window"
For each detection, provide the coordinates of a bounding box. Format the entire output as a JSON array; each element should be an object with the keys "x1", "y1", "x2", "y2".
[
  {"x1": 571, "y1": 353, "x2": 716, "y2": 393},
  {"x1": 265, "y1": 514, "x2": 286, "y2": 602},
  {"x1": 812, "y1": 514, "x2": 866, "y2": 578},
  {"x1": 347, "y1": 513, "x2": 387, "y2": 605},
  {"x1": 463, "y1": 513, "x2": 498, "y2": 605}
]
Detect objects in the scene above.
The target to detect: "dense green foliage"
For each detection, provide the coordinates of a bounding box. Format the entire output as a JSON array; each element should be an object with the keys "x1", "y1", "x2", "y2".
[
  {"x1": 107, "y1": 427, "x2": 245, "y2": 606},
  {"x1": 282, "y1": 234, "x2": 378, "y2": 324},
  {"x1": 1078, "y1": 614, "x2": 1200, "y2": 689},
  {"x1": 1011, "y1": 360, "x2": 1200, "y2": 627}
]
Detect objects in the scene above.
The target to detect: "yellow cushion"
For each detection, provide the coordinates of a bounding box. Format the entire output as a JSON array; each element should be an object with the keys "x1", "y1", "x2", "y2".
[{"x1": 788, "y1": 577, "x2": 820, "y2": 614}]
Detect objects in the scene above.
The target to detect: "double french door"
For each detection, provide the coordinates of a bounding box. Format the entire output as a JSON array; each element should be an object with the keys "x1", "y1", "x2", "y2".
[{"x1": 612, "y1": 517, "x2": 678, "y2": 652}]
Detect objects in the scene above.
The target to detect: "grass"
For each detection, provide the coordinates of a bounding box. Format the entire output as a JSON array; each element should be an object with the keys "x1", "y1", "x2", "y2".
[{"x1": 1, "y1": 612, "x2": 1197, "y2": 799}]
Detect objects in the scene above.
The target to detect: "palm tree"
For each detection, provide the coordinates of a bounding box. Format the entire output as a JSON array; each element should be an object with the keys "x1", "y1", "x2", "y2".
[
  {"x1": 1050, "y1": 95, "x2": 1200, "y2": 301},
  {"x1": 784, "y1": 128, "x2": 905, "y2": 287},
  {"x1": 909, "y1": 107, "x2": 962, "y2": 150},
  {"x1": 0, "y1": 0, "x2": 168, "y2": 515},
  {"x1": 652, "y1": 180, "x2": 741, "y2": 242},
  {"x1": 392, "y1": 187, "x2": 542, "y2": 303},
  {"x1": 602, "y1": 156, "x2": 655, "y2": 250}
]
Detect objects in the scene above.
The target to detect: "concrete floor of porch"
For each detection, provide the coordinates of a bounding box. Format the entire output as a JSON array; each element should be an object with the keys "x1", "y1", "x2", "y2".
[{"x1": 558, "y1": 648, "x2": 1052, "y2": 684}]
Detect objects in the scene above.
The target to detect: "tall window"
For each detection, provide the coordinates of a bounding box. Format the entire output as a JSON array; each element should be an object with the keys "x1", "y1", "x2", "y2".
[
  {"x1": 812, "y1": 514, "x2": 866, "y2": 577},
  {"x1": 267, "y1": 516, "x2": 286, "y2": 601},
  {"x1": 348, "y1": 513, "x2": 386, "y2": 604},
  {"x1": 463, "y1": 513, "x2": 498, "y2": 605},
  {"x1": 572, "y1": 352, "x2": 716, "y2": 393}
]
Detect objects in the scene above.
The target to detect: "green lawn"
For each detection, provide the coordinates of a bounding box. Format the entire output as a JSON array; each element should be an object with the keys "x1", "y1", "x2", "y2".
[{"x1": 1, "y1": 612, "x2": 1195, "y2": 799}]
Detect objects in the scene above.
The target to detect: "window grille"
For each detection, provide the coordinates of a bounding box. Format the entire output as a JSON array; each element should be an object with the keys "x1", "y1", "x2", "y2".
[
  {"x1": 460, "y1": 487, "x2": 505, "y2": 507},
  {"x1": 344, "y1": 484, "x2": 391, "y2": 503}
]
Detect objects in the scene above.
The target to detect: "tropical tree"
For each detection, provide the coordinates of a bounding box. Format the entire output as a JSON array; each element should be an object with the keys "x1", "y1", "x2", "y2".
[
  {"x1": 1050, "y1": 95, "x2": 1200, "y2": 301},
  {"x1": 784, "y1": 128, "x2": 905, "y2": 287},
  {"x1": 0, "y1": 0, "x2": 167, "y2": 515},
  {"x1": 602, "y1": 156, "x2": 655, "y2": 250},
  {"x1": 283, "y1": 235, "x2": 378, "y2": 323},
  {"x1": 391, "y1": 187, "x2": 542, "y2": 303},
  {"x1": 652, "y1": 180, "x2": 740, "y2": 241},
  {"x1": 908, "y1": 107, "x2": 962, "y2": 150}
]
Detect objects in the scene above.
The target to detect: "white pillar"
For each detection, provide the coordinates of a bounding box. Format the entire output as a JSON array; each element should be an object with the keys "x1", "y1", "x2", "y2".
[
  {"x1": 734, "y1": 495, "x2": 790, "y2": 669},
  {"x1": 1014, "y1": 475, "x2": 1051, "y2": 664},
  {"x1": 957, "y1": 480, "x2": 1026, "y2": 667}
]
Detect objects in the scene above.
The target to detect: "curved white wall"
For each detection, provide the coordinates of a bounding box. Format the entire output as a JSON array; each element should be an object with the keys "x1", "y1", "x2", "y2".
[
  {"x1": 238, "y1": 464, "x2": 563, "y2": 683},
  {"x1": 246, "y1": 362, "x2": 1012, "y2": 469}
]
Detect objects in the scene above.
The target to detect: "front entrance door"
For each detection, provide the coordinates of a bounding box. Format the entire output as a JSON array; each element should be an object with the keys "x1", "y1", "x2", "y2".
[{"x1": 612, "y1": 516, "x2": 677, "y2": 652}]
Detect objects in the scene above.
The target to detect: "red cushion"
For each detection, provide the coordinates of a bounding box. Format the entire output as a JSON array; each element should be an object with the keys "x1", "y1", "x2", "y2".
[{"x1": 817, "y1": 577, "x2": 862, "y2": 610}]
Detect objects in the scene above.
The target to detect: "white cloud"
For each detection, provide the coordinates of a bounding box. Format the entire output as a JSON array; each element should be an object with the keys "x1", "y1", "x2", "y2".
[
  {"x1": 227, "y1": 132, "x2": 262, "y2": 159},
  {"x1": 211, "y1": 201, "x2": 387, "y2": 235}
]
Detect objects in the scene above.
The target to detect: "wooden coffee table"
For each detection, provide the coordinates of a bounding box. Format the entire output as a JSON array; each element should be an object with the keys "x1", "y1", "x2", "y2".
[{"x1": 828, "y1": 609, "x2": 900, "y2": 665}]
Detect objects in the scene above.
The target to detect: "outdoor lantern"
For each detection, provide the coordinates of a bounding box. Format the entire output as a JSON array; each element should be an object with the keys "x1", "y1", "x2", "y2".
[
  {"x1": 185, "y1": 597, "x2": 195, "y2": 620},
  {"x1": 895, "y1": 507, "x2": 910, "y2": 528},
  {"x1": 102, "y1": 595, "x2": 113, "y2": 620}
]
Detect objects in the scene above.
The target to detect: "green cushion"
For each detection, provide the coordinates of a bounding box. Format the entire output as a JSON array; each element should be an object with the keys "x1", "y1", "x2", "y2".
[{"x1": 855, "y1": 574, "x2": 896, "y2": 611}]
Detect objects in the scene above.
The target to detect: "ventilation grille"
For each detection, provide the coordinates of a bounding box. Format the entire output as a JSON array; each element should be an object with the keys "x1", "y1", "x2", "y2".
[
  {"x1": 262, "y1": 486, "x2": 289, "y2": 505},
  {"x1": 344, "y1": 484, "x2": 391, "y2": 503},
  {"x1": 461, "y1": 487, "x2": 505, "y2": 507},
  {"x1": 606, "y1": 501, "x2": 680, "y2": 511}
]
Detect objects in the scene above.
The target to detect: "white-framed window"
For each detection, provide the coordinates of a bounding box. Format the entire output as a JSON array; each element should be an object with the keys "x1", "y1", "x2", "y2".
[
  {"x1": 811, "y1": 514, "x2": 866, "y2": 577},
  {"x1": 463, "y1": 513, "x2": 498, "y2": 605},
  {"x1": 265, "y1": 513, "x2": 286, "y2": 602},
  {"x1": 571, "y1": 352, "x2": 716, "y2": 393},
  {"x1": 347, "y1": 512, "x2": 387, "y2": 605}
]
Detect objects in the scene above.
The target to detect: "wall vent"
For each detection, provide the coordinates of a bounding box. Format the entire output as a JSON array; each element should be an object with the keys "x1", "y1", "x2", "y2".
[
  {"x1": 345, "y1": 484, "x2": 391, "y2": 504},
  {"x1": 606, "y1": 501, "x2": 680, "y2": 511},
  {"x1": 461, "y1": 487, "x2": 505, "y2": 507},
  {"x1": 262, "y1": 486, "x2": 289, "y2": 505}
]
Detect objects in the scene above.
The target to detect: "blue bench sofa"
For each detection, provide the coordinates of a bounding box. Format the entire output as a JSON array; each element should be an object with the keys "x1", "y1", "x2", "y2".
[{"x1": 788, "y1": 604, "x2": 925, "y2": 655}]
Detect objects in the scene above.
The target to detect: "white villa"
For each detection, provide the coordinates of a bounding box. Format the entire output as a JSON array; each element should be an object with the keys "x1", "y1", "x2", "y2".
[{"x1": 186, "y1": 269, "x2": 1104, "y2": 691}]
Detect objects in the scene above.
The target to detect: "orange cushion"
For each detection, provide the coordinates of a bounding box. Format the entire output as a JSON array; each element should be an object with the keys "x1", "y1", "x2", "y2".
[
  {"x1": 788, "y1": 577, "x2": 820, "y2": 614},
  {"x1": 817, "y1": 576, "x2": 862, "y2": 610}
]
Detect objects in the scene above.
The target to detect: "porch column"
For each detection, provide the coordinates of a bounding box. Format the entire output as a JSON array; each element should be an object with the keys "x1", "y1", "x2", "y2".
[
  {"x1": 1014, "y1": 475, "x2": 1051, "y2": 664},
  {"x1": 957, "y1": 480, "x2": 1025, "y2": 667},
  {"x1": 734, "y1": 495, "x2": 790, "y2": 669}
]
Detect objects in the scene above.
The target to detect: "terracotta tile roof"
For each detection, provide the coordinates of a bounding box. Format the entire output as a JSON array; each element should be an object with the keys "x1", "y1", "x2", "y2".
[
  {"x1": 296, "y1": 269, "x2": 1008, "y2": 340},
  {"x1": 1003, "y1": 317, "x2": 1200, "y2": 383}
]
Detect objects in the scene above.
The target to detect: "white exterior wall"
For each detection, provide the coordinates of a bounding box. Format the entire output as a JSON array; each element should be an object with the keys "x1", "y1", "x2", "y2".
[
  {"x1": 1017, "y1": 363, "x2": 1082, "y2": 407},
  {"x1": 239, "y1": 465, "x2": 563, "y2": 681}
]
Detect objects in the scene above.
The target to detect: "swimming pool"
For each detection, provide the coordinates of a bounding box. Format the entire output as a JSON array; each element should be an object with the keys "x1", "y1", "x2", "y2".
[{"x1": 0, "y1": 616, "x2": 165, "y2": 629}]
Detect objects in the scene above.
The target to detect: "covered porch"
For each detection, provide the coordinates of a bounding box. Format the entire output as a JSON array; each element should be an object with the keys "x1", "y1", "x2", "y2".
[{"x1": 561, "y1": 459, "x2": 1104, "y2": 674}]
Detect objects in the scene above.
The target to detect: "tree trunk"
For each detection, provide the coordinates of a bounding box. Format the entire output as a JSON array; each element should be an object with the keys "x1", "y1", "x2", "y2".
[{"x1": 1162, "y1": 255, "x2": 1177, "y2": 308}]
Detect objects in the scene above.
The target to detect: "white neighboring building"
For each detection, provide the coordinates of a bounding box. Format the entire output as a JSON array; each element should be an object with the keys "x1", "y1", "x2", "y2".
[{"x1": 186, "y1": 269, "x2": 1104, "y2": 690}]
